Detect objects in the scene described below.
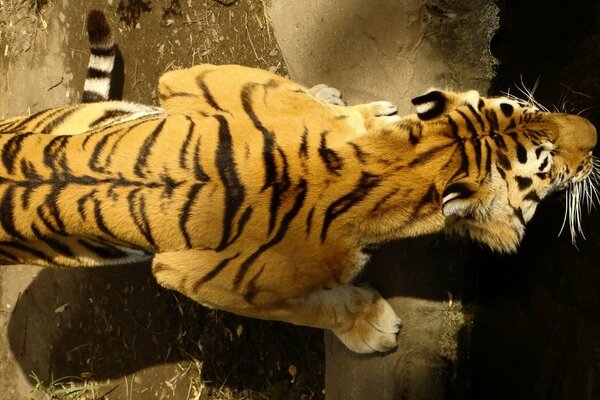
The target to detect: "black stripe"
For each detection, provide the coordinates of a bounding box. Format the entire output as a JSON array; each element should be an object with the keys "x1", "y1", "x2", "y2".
[
  {"x1": 134, "y1": 119, "x2": 166, "y2": 178},
  {"x1": 127, "y1": 189, "x2": 156, "y2": 248},
  {"x1": 500, "y1": 103, "x2": 514, "y2": 117},
  {"x1": 39, "y1": 107, "x2": 79, "y2": 134},
  {"x1": 497, "y1": 166, "x2": 506, "y2": 179},
  {"x1": 77, "y1": 239, "x2": 128, "y2": 259},
  {"x1": 0, "y1": 247, "x2": 18, "y2": 262},
  {"x1": 160, "y1": 172, "x2": 182, "y2": 198},
  {"x1": 193, "y1": 137, "x2": 210, "y2": 182},
  {"x1": 535, "y1": 146, "x2": 544, "y2": 159},
  {"x1": 36, "y1": 207, "x2": 62, "y2": 234},
  {"x1": 448, "y1": 116, "x2": 469, "y2": 181},
  {"x1": 105, "y1": 118, "x2": 158, "y2": 166},
  {"x1": 243, "y1": 264, "x2": 266, "y2": 303},
  {"x1": 268, "y1": 147, "x2": 291, "y2": 234},
  {"x1": 306, "y1": 206, "x2": 315, "y2": 236},
  {"x1": 194, "y1": 252, "x2": 241, "y2": 288},
  {"x1": 493, "y1": 134, "x2": 507, "y2": 150},
  {"x1": 539, "y1": 157, "x2": 549, "y2": 171},
  {"x1": 371, "y1": 189, "x2": 400, "y2": 214},
  {"x1": 0, "y1": 242, "x2": 55, "y2": 265},
  {"x1": 139, "y1": 194, "x2": 155, "y2": 247},
  {"x1": 228, "y1": 206, "x2": 253, "y2": 246},
  {"x1": 411, "y1": 184, "x2": 439, "y2": 220},
  {"x1": 1, "y1": 133, "x2": 32, "y2": 174},
  {"x1": 517, "y1": 142, "x2": 527, "y2": 164},
  {"x1": 484, "y1": 140, "x2": 493, "y2": 177},
  {"x1": 179, "y1": 183, "x2": 205, "y2": 248},
  {"x1": 456, "y1": 110, "x2": 478, "y2": 138},
  {"x1": 349, "y1": 142, "x2": 368, "y2": 164},
  {"x1": 158, "y1": 85, "x2": 198, "y2": 102},
  {"x1": 406, "y1": 121, "x2": 423, "y2": 145},
  {"x1": 43, "y1": 135, "x2": 70, "y2": 173},
  {"x1": 90, "y1": 109, "x2": 131, "y2": 128},
  {"x1": 473, "y1": 138, "x2": 482, "y2": 175},
  {"x1": 213, "y1": 115, "x2": 245, "y2": 251},
  {"x1": 93, "y1": 198, "x2": 117, "y2": 239},
  {"x1": 442, "y1": 182, "x2": 474, "y2": 203},
  {"x1": 513, "y1": 207, "x2": 526, "y2": 225},
  {"x1": 515, "y1": 176, "x2": 533, "y2": 190},
  {"x1": 241, "y1": 83, "x2": 277, "y2": 191},
  {"x1": 86, "y1": 67, "x2": 110, "y2": 79},
  {"x1": 407, "y1": 142, "x2": 455, "y2": 167},
  {"x1": 77, "y1": 190, "x2": 97, "y2": 220},
  {"x1": 511, "y1": 133, "x2": 528, "y2": 164},
  {"x1": 497, "y1": 151, "x2": 512, "y2": 171},
  {"x1": 0, "y1": 187, "x2": 26, "y2": 240},
  {"x1": 321, "y1": 172, "x2": 381, "y2": 243},
  {"x1": 31, "y1": 109, "x2": 64, "y2": 132},
  {"x1": 235, "y1": 179, "x2": 308, "y2": 286},
  {"x1": 524, "y1": 191, "x2": 541, "y2": 202},
  {"x1": 82, "y1": 92, "x2": 106, "y2": 103},
  {"x1": 467, "y1": 104, "x2": 485, "y2": 130},
  {"x1": 30, "y1": 224, "x2": 73, "y2": 257},
  {"x1": 484, "y1": 109, "x2": 499, "y2": 132},
  {"x1": 299, "y1": 127, "x2": 309, "y2": 158},
  {"x1": 1, "y1": 109, "x2": 49, "y2": 132},
  {"x1": 180, "y1": 117, "x2": 195, "y2": 169},
  {"x1": 45, "y1": 185, "x2": 68, "y2": 233},
  {"x1": 90, "y1": 46, "x2": 115, "y2": 57},
  {"x1": 196, "y1": 72, "x2": 227, "y2": 113},
  {"x1": 89, "y1": 131, "x2": 116, "y2": 173}
]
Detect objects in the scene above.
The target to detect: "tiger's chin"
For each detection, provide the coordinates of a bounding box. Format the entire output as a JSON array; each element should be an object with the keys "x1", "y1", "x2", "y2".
[{"x1": 446, "y1": 220, "x2": 524, "y2": 253}]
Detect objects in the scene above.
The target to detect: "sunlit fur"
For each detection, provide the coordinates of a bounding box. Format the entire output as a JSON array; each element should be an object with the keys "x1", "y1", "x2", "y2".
[{"x1": 0, "y1": 64, "x2": 596, "y2": 353}]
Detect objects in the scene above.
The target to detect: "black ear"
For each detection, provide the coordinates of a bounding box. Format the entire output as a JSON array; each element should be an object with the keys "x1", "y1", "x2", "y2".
[
  {"x1": 411, "y1": 90, "x2": 446, "y2": 121},
  {"x1": 441, "y1": 179, "x2": 478, "y2": 217}
]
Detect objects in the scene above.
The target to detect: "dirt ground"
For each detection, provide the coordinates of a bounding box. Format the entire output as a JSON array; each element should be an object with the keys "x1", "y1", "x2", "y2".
[{"x1": 0, "y1": 0, "x2": 322, "y2": 399}]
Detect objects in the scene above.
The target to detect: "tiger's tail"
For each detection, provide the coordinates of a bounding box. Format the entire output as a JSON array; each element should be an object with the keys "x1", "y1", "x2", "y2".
[{"x1": 82, "y1": 10, "x2": 116, "y2": 103}]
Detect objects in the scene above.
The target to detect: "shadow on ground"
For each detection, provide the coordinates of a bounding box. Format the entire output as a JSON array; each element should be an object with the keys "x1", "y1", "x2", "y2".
[{"x1": 7, "y1": 263, "x2": 323, "y2": 398}]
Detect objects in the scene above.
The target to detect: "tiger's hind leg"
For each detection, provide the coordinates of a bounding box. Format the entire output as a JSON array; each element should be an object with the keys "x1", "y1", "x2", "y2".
[{"x1": 151, "y1": 250, "x2": 401, "y2": 353}]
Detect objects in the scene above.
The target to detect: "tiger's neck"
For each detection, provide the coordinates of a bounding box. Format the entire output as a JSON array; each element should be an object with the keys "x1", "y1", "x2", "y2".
[{"x1": 333, "y1": 126, "x2": 458, "y2": 246}]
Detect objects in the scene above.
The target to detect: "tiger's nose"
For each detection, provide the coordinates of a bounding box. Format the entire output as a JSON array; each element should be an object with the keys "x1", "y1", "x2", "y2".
[{"x1": 556, "y1": 114, "x2": 597, "y2": 151}]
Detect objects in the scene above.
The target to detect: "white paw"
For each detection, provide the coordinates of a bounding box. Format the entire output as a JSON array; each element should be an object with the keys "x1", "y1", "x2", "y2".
[
  {"x1": 334, "y1": 292, "x2": 401, "y2": 353},
  {"x1": 309, "y1": 83, "x2": 346, "y2": 106},
  {"x1": 368, "y1": 101, "x2": 398, "y2": 116}
]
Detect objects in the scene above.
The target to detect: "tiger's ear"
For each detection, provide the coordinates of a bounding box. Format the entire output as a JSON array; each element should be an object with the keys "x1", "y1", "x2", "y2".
[
  {"x1": 441, "y1": 179, "x2": 480, "y2": 218},
  {"x1": 412, "y1": 89, "x2": 482, "y2": 121},
  {"x1": 411, "y1": 89, "x2": 446, "y2": 121}
]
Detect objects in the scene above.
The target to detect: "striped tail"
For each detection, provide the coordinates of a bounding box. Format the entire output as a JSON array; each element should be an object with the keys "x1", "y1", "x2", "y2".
[{"x1": 82, "y1": 10, "x2": 115, "y2": 103}]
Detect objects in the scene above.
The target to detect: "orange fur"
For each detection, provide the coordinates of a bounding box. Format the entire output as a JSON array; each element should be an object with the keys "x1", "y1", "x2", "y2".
[{"x1": 0, "y1": 64, "x2": 595, "y2": 353}]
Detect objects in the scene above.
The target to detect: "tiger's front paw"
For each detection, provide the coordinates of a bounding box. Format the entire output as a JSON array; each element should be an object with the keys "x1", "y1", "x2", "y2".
[
  {"x1": 308, "y1": 84, "x2": 346, "y2": 106},
  {"x1": 358, "y1": 101, "x2": 401, "y2": 129},
  {"x1": 334, "y1": 293, "x2": 401, "y2": 353}
]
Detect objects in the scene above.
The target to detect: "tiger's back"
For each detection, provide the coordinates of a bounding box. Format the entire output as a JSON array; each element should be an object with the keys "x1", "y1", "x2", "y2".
[
  {"x1": 0, "y1": 60, "x2": 596, "y2": 354},
  {"x1": 0, "y1": 67, "x2": 363, "y2": 274}
]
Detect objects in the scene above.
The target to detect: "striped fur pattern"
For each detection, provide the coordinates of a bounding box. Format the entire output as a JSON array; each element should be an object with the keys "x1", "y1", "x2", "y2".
[
  {"x1": 0, "y1": 64, "x2": 596, "y2": 353},
  {"x1": 82, "y1": 10, "x2": 116, "y2": 103}
]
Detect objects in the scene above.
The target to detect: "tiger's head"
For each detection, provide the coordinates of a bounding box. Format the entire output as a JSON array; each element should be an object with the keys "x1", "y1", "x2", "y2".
[{"x1": 410, "y1": 89, "x2": 597, "y2": 252}]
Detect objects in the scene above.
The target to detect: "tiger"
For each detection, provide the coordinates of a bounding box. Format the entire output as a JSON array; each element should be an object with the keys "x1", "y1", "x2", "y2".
[{"x1": 0, "y1": 16, "x2": 597, "y2": 355}]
